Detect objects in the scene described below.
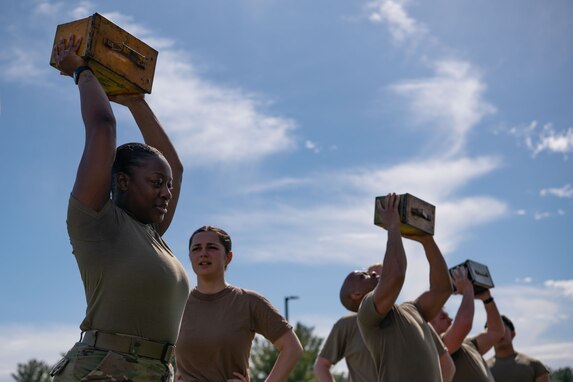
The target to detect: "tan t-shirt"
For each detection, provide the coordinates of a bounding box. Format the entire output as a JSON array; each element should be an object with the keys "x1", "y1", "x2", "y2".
[
  {"x1": 318, "y1": 314, "x2": 378, "y2": 382},
  {"x1": 67, "y1": 196, "x2": 190, "y2": 343},
  {"x1": 450, "y1": 337, "x2": 494, "y2": 382},
  {"x1": 175, "y1": 285, "x2": 292, "y2": 382},
  {"x1": 486, "y1": 352, "x2": 549, "y2": 382},
  {"x1": 357, "y1": 295, "x2": 444, "y2": 382}
]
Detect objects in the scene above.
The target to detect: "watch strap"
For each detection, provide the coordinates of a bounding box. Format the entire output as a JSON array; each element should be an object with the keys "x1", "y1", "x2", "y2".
[{"x1": 73, "y1": 66, "x2": 92, "y2": 85}]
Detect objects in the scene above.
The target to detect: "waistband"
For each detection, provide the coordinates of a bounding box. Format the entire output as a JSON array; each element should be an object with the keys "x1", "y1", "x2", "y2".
[{"x1": 81, "y1": 330, "x2": 174, "y2": 364}]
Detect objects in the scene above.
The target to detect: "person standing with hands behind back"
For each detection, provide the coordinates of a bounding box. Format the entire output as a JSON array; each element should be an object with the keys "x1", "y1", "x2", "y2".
[{"x1": 50, "y1": 35, "x2": 189, "y2": 382}]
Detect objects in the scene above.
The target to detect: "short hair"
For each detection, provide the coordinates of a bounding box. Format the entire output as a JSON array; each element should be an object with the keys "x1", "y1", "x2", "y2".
[
  {"x1": 501, "y1": 315, "x2": 515, "y2": 332},
  {"x1": 111, "y1": 142, "x2": 164, "y2": 194},
  {"x1": 189, "y1": 225, "x2": 232, "y2": 255},
  {"x1": 485, "y1": 314, "x2": 515, "y2": 332},
  {"x1": 339, "y1": 273, "x2": 361, "y2": 312}
]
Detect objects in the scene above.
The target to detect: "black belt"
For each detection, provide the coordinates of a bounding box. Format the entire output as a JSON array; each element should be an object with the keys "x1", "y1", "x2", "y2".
[{"x1": 81, "y1": 330, "x2": 174, "y2": 363}]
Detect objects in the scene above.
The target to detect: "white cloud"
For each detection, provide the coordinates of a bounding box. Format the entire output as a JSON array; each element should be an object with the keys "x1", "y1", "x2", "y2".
[
  {"x1": 305, "y1": 140, "x2": 320, "y2": 153},
  {"x1": 534, "y1": 211, "x2": 551, "y2": 220},
  {"x1": 132, "y1": 49, "x2": 297, "y2": 166},
  {"x1": 33, "y1": 1, "x2": 63, "y2": 16},
  {"x1": 240, "y1": 177, "x2": 313, "y2": 194},
  {"x1": 391, "y1": 60, "x2": 496, "y2": 157},
  {"x1": 224, "y1": 156, "x2": 505, "y2": 267},
  {"x1": 540, "y1": 184, "x2": 573, "y2": 198},
  {"x1": 366, "y1": 0, "x2": 427, "y2": 44},
  {"x1": 545, "y1": 280, "x2": 573, "y2": 298},
  {"x1": 0, "y1": 324, "x2": 79, "y2": 382},
  {"x1": 515, "y1": 276, "x2": 533, "y2": 284},
  {"x1": 513, "y1": 121, "x2": 573, "y2": 158}
]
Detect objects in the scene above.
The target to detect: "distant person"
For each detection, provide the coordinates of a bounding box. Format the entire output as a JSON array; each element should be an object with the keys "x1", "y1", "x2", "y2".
[
  {"x1": 430, "y1": 266, "x2": 504, "y2": 382},
  {"x1": 341, "y1": 193, "x2": 453, "y2": 381},
  {"x1": 313, "y1": 264, "x2": 382, "y2": 382},
  {"x1": 175, "y1": 226, "x2": 303, "y2": 382},
  {"x1": 49, "y1": 35, "x2": 190, "y2": 381},
  {"x1": 486, "y1": 315, "x2": 550, "y2": 382}
]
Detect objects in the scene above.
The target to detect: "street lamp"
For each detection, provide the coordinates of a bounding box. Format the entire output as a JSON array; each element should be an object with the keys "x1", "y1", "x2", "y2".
[{"x1": 284, "y1": 295, "x2": 299, "y2": 322}]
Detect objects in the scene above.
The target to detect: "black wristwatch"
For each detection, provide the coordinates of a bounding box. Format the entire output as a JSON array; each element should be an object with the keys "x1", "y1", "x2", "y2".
[{"x1": 73, "y1": 66, "x2": 92, "y2": 85}]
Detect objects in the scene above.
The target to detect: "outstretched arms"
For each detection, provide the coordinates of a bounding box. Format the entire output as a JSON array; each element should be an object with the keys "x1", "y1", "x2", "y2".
[{"x1": 372, "y1": 194, "x2": 407, "y2": 317}]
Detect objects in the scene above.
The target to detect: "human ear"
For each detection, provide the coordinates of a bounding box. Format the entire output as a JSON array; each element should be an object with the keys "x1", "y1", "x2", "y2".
[
  {"x1": 225, "y1": 251, "x2": 233, "y2": 267},
  {"x1": 117, "y1": 172, "x2": 129, "y2": 191}
]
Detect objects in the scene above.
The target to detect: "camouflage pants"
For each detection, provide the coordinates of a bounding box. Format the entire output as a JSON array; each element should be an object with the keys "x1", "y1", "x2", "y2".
[{"x1": 51, "y1": 342, "x2": 173, "y2": 382}]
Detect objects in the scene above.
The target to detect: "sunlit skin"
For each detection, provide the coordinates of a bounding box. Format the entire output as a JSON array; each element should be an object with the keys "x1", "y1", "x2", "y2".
[
  {"x1": 115, "y1": 155, "x2": 173, "y2": 225},
  {"x1": 431, "y1": 309, "x2": 453, "y2": 335},
  {"x1": 189, "y1": 231, "x2": 231, "y2": 290}
]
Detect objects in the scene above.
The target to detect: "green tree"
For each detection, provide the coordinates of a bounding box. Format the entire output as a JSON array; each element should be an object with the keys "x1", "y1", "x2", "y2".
[
  {"x1": 551, "y1": 367, "x2": 573, "y2": 382},
  {"x1": 250, "y1": 322, "x2": 347, "y2": 382},
  {"x1": 11, "y1": 359, "x2": 51, "y2": 382}
]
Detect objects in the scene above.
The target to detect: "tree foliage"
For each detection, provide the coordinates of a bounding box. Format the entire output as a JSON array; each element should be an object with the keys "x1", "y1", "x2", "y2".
[
  {"x1": 11, "y1": 359, "x2": 51, "y2": 382},
  {"x1": 551, "y1": 367, "x2": 573, "y2": 382},
  {"x1": 250, "y1": 322, "x2": 347, "y2": 382}
]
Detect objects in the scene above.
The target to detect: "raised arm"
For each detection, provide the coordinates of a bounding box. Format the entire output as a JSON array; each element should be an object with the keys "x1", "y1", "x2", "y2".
[
  {"x1": 264, "y1": 329, "x2": 303, "y2": 382},
  {"x1": 412, "y1": 235, "x2": 452, "y2": 321},
  {"x1": 441, "y1": 266, "x2": 474, "y2": 354},
  {"x1": 53, "y1": 35, "x2": 116, "y2": 211},
  {"x1": 110, "y1": 94, "x2": 183, "y2": 234},
  {"x1": 473, "y1": 289, "x2": 504, "y2": 355},
  {"x1": 372, "y1": 193, "x2": 407, "y2": 317}
]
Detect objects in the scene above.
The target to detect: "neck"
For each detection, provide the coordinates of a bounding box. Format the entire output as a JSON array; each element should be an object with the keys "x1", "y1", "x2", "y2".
[
  {"x1": 196, "y1": 276, "x2": 227, "y2": 294},
  {"x1": 495, "y1": 344, "x2": 516, "y2": 358}
]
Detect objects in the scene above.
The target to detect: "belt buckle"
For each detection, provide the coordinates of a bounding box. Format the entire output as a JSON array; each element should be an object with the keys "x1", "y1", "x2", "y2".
[{"x1": 162, "y1": 345, "x2": 174, "y2": 363}]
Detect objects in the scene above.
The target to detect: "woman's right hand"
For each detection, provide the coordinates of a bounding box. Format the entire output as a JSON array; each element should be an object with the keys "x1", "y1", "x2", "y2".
[{"x1": 52, "y1": 34, "x2": 86, "y2": 76}]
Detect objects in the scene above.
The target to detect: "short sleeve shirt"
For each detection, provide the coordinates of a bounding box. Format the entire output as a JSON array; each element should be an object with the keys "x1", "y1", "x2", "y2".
[
  {"x1": 450, "y1": 337, "x2": 494, "y2": 382},
  {"x1": 487, "y1": 352, "x2": 549, "y2": 382},
  {"x1": 357, "y1": 294, "x2": 443, "y2": 382},
  {"x1": 175, "y1": 285, "x2": 292, "y2": 382},
  {"x1": 67, "y1": 196, "x2": 190, "y2": 343},
  {"x1": 318, "y1": 314, "x2": 378, "y2": 382}
]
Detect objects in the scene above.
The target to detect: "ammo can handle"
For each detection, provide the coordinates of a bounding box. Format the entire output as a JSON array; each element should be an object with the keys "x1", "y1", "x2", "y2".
[
  {"x1": 104, "y1": 38, "x2": 147, "y2": 69},
  {"x1": 411, "y1": 207, "x2": 432, "y2": 221}
]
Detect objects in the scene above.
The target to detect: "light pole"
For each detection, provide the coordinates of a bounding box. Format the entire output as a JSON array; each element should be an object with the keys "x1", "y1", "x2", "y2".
[{"x1": 284, "y1": 295, "x2": 299, "y2": 322}]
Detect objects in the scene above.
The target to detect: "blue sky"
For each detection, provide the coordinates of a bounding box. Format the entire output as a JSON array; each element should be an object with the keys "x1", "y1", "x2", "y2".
[{"x1": 1, "y1": 0, "x2": 572, "y2": 379}]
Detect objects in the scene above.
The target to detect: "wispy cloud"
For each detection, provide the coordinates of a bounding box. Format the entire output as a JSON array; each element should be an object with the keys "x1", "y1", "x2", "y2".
[
  {"x1": 14, "y1": 6, "x2": 299, "y2": 166},
  {"x1": 391, "y1": 60, "x2": 496, "y2": 157},
  {"x1": 0, "y1": 323, "x2": 78, "y2": 382},
  {"x1": 545, "y1": 279, "x2": 573, "y2": 298},
  {"x1": 224, "y1": 156, "x2": 505, "y2": 266},
  {"x1": 146, "y1": 50, "x2": 297, "y2": 165},
  {"x1": 366, "y1": 0, "x2": 427, "y2": 44},
  {"x1": 511, "y1": 121, "x2": 573, "y2": 159},
  {"x1": 540, "y1": 184, "x2": 573, "y2": 198}
]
